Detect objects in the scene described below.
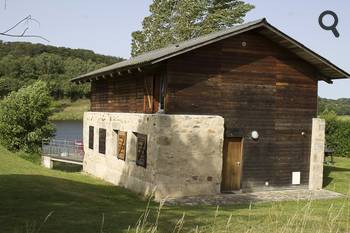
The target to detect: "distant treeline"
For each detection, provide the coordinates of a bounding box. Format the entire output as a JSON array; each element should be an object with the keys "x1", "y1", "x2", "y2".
[
  {"x1": 319, "y1": 97, "x2": 350, "y2": 115},
  {"x1": 1, "y1": 41, "x2": 349, "y2": 109},
  {"x1": 0, "y1": 41, "x2": 123, "y2": 100}
]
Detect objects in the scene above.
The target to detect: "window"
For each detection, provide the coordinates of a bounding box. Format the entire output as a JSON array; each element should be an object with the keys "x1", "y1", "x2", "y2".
[
  {"x1": 143, "y1": 73, "x2": 166, "y2": 113},
  {"x1": 99, "y1": 128, "x2": 106, "y2": 154},
  {"x1": 144, "y1": 76, "x2": 154, "y2": 113},
  {"x1": 159, "y1": 73, "x2": 167, "y2": 111},
  {"x1": 135, "y1": 133, "x2": 147, "y2": 168},
  {"x1": 116, "y1": 131, "x2": 127, "y2": 160},
  {"x1": 89, "y1": 126, "x2": 94, "y2": 149}
]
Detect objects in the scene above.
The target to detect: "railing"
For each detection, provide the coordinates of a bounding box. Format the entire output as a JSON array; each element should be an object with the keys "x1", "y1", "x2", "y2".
[{"x1": 42, "y1": 139, "x2": 84, "y2": 162}]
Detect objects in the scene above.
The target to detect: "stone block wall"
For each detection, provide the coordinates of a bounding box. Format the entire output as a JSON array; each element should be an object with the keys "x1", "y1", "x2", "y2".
[
  {"x1": 309, "y1": 118, "x2": 326, "y2": 190},
  {"x1": 83, "y1": 112, "x2": 225, "y2": 200}
]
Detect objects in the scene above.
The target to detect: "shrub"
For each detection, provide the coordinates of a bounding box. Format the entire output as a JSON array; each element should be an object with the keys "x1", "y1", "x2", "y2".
[
  {"x1": 321, "y1": 110, "x2": 350, "y2": 157},
  {"x1": 0, "y1": 81, "x2": 55, "y2": 152}
]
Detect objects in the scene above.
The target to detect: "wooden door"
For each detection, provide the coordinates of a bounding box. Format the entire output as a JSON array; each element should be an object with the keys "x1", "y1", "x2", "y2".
[{"x1": 221, "y1": 137, "x2": 243, "y2": 192}]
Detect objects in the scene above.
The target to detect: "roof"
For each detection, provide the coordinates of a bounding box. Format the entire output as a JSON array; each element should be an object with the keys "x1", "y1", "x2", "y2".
[{"x1": 72, "y1": 18, "x2": 349, "y2": 83}]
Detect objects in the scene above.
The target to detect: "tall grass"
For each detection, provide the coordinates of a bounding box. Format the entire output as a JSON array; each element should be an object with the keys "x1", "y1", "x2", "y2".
[{"x1": 125, "y1": 196, "x2": 349, "y2": 233}]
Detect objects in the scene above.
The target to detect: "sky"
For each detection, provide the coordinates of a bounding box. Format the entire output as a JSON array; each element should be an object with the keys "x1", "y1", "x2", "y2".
[{"x1": 0, "y1": 0, "x2": 349, "y2": 99}]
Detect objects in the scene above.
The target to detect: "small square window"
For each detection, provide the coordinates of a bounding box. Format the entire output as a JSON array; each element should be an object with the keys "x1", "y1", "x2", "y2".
[
  {"x1": 88, "y1": 126, "x2": 94, "y2": 149},
  {"x1": 116, "y1": 131, "x2": 127, "y2": 160},
  {"x1": 99, "y1": 128, "x2": 106, "y2": 154},
  {"x1": 135, "y1": 133, "x2": 147, "y2": 168}
]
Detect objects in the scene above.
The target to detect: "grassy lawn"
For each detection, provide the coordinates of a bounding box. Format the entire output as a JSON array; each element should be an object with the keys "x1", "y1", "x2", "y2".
[
  {"x1": 1, "y1": 147, "x2": 350, "y2": 232},
  {"x1": 337, "y1": 115, "x2": 350, "y2": 121},
  {"x1": 50, "y1": 99, "x2": 90, "y2": 121}
]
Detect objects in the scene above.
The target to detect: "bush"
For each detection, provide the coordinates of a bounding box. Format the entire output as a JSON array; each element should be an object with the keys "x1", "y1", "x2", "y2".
[
  {"x1": 0, "y1": 81, "x2": 55, "y2": 152},
  {"x1": 321, "y1": 110, "x2": 350, "y2": 157}
]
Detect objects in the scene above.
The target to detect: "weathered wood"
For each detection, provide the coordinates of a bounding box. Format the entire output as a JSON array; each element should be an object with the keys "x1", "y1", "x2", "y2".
[
  {"x1": 135, "y1": 133, "x2": 147, "y2": 168},
  {"x1": 166, "y1": 30, "x2": 317, "y2": 189},
  {"x1": 91, "y1": 74, "x2": 145, "y2": 113},
  {"x1": 117, "y1": 131, "x2": 127, "y2": 160},
  {"x1": 144, "y1": 75, "x2": 154, "y2": 113},
  {"x1": 222, "y1": 138, "x2": 243, "y2": 191},
  {"x1": 89, "y1": 29, "x2": 319, "y2": 190}
]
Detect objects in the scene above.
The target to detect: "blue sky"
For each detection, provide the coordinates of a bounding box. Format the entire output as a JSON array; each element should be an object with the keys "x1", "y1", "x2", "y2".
[{"x1": 1, "y1": 0, "x2": 349, "y2": 99}]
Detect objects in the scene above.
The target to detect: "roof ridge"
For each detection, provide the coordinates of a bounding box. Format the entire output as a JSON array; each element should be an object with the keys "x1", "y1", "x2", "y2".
[
  {"x1": 72, "y1": 18, "x2": 266, "y2": 81},
  {"x1": 133, "y1": 18, "x2": 266, "y2": 59},
  {"x1": 72, "y1": 17, "x2": 349, "y2": 82}
]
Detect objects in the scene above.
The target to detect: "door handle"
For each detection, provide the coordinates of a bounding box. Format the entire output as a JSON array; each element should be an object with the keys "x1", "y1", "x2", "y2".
[{"x1": 236, "y1": 162, "x2": 241, "y2": 166}]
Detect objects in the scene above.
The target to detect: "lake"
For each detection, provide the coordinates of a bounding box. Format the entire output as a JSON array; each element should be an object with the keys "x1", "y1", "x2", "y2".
[{"x1": 52, "y1": 120, "x2": 83, "y2": 141}]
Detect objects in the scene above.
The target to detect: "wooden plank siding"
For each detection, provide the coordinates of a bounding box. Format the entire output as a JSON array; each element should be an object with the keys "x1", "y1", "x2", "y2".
[
  {"x1": 88, "y1": 29, "x2": 318, "y2": 190},
  {"x1": 165, "y1": 30, "x2": 318, "y2": 190},
  {"x1": 90, "y1": 74, "x2": 145, "y2": 112}
]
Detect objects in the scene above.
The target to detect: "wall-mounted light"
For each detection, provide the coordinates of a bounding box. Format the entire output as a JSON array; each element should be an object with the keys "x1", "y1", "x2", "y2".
[{"x1": 251, "y1": 130, "x2": 259, "y2": 140}]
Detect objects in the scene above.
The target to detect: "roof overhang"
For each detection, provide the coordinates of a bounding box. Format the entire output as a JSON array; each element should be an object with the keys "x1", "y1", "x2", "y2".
[{"x1": 72, "y1": 18, "x2": 349, "y2": 84}]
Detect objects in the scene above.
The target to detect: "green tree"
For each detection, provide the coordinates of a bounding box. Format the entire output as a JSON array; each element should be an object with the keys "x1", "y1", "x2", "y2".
[
  {"x1": 131, "y1": 0, "x2": 254, "y2": 56},
  {"x1": 0, "y1": 81, "x2": 55, "y2": 152},
  {"x1": 34, "y1": 53, "x2": 64, "y2": 75}
]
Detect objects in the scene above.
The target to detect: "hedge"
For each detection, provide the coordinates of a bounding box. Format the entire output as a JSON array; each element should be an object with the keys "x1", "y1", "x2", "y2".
[{"x1": 322, "y1": 111, "x2": 350, "y2": 157}]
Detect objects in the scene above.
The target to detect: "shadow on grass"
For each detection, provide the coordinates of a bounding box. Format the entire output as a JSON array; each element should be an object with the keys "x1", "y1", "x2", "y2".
[
  {"x1": 0, "y1": 174, "x2": 151, "y2": 233},
  {"x1": 323, "y1": 165, "x2": 350, "y2": 188},
  {"x1": 0, "y1": 174, "x2": 255, "y2": 233},
  {"x1": 52, "y1": 161, "x2": 82, "y2": 172}
]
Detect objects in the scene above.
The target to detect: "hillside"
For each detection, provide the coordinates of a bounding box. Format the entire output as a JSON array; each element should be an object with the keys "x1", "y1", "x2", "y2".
[
  {"x1": 0, "y1": 40, "x2": 123, "y2": 99},
  {"x1": 50, "y1": 98, "x2": 90, "y2": 121},
  {"x1": 319, "y1": 97, "x2": 350, "y2": 115}
]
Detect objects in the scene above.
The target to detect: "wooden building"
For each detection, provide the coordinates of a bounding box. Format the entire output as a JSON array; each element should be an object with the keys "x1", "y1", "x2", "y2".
[{"x1": 72, "y1": 19, "x2": 349, "y2": 198}]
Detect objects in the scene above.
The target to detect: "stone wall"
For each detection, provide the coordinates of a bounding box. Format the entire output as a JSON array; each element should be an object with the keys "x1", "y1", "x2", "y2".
[
  {"x1": 83, "y1": 112, "x2": 225, "y2": 200},
  {"x1": 309, "y1": 118, "x2": 326, "y2": 190}
]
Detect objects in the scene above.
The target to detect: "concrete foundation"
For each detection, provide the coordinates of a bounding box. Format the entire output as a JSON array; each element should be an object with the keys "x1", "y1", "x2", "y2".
[
  {"x1": 42, "y1": 155, "x2": 53, "y2": 169},
  {"x1": 83, "y1": 112, "x2": 225, "y2": 200},
  {"x1": 309, "y1": 118, "x2": 326, "y2": 190}
]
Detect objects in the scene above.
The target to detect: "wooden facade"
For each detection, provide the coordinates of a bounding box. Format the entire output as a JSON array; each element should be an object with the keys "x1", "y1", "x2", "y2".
[
  {"x1": 165, "y1": 31, "x2": 318, "y2": 189},
  {"x1": 91, "y1": 74, "x2": 145, "y2": 113},
  {"x1": 89, "y1": 29, "x2": 320, "y2": 190}
]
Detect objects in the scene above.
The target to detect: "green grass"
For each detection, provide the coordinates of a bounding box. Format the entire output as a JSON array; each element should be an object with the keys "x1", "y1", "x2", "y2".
[
  {"x1": 1, "y1": 146, "x2": 350, "y2": 232},
  {"x1": 50, "y1": 99, "x2": 90, "y2": 121},
  {"x1": 337, "y1": 115, "x2": 350, "y2": 121}
]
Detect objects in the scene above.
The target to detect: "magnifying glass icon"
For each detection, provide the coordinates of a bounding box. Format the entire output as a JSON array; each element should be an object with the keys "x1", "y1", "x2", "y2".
[{"x1": 319, "y1": 10, "x2": 340, "y2": 38}]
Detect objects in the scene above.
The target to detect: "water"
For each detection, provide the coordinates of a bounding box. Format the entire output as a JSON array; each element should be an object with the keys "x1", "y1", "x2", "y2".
[{"x1": 52, "y1": 120, "x2": 83, "y2": 141}]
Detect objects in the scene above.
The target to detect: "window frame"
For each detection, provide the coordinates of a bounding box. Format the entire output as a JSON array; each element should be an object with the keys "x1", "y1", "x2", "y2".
[
  {"x1": 98, "y1": 128, "x2": 106, "y2": 155},
  {"x1": 135, "y1": 133, "x2": 147, "y2": 168},
  {"x1": 88, "y1": 126, "x2": 94, "y2": 150},
  {"x1": 143, "y1": 72, "x2": 167, "y2": 114},
  {"x1": 115, "y1": 130, "x2": 127, "y2": 161},
  {"x1": 158, "y1": 72, "x2": 167, "y2": 112}
]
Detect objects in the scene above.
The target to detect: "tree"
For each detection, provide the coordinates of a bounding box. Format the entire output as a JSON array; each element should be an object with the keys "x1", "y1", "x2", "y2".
[
  {"x1": 0, "y1": 81, "x2": 55, "y2": 152},
  {"x1": 131, "y1": 0, "x2": 254, "y2": 56}
]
